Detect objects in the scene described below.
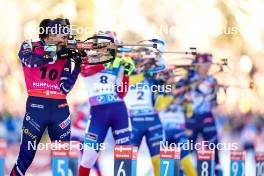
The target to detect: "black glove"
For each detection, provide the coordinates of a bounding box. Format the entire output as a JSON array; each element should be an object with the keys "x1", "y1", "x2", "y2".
[
  {"x1": 57, "y1": 46, "x2": 69, "y2": 59},
  {"x1": 74, "y1": 57, "x2": 82, "y2": 68},
  {"x1": 124, "y1": 63, "x2": 132, "y2": 75}
]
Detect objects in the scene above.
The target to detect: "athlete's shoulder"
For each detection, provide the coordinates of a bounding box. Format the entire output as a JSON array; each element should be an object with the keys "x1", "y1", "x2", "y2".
[
  {"x1": 20, "y1": 40, "x2": 45, "y2": 55},
  {"x1": 21, "y1": 40, "x2": 33, "y2": 50},
  {"x1": 31, "y1": 40, "x2": 44, "y2": 46},
  {"x1": 129, "y1": 73, "x2": 145, "y2": 86},
  {"x1": 81, "y1": 64, "x2": 105, "y2": 77},
  {"x1": 19, "y1": 40, "x2": 33, "y2": 58},
  {"x1": 21, "y1": 40, "x2": 43, "y2": 48}
]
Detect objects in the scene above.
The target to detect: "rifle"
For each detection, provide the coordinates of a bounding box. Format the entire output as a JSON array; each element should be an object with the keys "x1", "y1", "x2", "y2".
[
  {"x1": 44, "y1": 35, "x2": 159, "y2": 65},
  {"x1": 65, "y1": 35, "x2": 159, "y2": 65},
  {"x1": 167, "y1": 58, "x2": 229, "y2": 70}
]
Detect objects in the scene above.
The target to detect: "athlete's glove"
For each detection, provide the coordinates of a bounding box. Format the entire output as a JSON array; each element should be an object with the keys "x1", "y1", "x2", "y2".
[
  {"x1": 74, "y1": 57, "x2": 82, "y2": 68},
  {"x1": 120, "y1": 57, "x2": 135, "y2": 75},
  {"x1": 104, "y1": 57, "x2": 135, "y2": 75},
  {"x1": 105, "y1": 57, "x2": 122, "y2": 69},
  {"x1": 56, "y1": 46, "x2": 69, "y2": 58}
]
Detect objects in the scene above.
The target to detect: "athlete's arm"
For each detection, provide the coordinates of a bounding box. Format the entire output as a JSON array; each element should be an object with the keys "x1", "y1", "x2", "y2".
[
  {"x1": 207, "y1": 77, "x2": 218, "y2": 107},
  {"x1": 117, "y1": 74, "x2": 129, "y2": 99},
  {"x1": 18, "y1": 40, "x2": 54, "y2": 67},
  {"x1": 60, "y1": 59, "x2": 81, "y2": 94},
  {"x1": 80, "y1": 58, "x2": 105, "y2": 77},
  {"x1": 116, "y1": 57, "x2": 135, "y2": 98}
]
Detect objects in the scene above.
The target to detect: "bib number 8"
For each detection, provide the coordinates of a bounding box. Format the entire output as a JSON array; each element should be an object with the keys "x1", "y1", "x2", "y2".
[
  {"x1": 100, "y1": 75, "x2": 108, "y2": 84},
  {"x1": 201, "y1": 161, "x2": 209, "y2": 176}
]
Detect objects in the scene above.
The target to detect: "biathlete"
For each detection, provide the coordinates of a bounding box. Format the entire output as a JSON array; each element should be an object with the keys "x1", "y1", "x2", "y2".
[
  {"x1": 78, "y1": 31, "x2": 135, "y2": 176},
  {"x1": 11, "y1": 18, "x2": 81, "y2": 175},
  {"x1": 155, "y1": 70, "x2": 197, "y2": 176},
  {"x1": 185, "y1": 53, "x2": 222, "y2": 176},
  {"x1": 124, "y1": 44, "x2": 166, "y2": 176}
]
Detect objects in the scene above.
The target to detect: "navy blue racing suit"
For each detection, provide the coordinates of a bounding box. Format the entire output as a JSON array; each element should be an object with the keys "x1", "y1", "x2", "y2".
[
  {"x1": 11, "y1": 40, "x2": 80, "y2": 176},
  {"x1": 185, "y1": 75, "x2": 220, "y2": 165}
]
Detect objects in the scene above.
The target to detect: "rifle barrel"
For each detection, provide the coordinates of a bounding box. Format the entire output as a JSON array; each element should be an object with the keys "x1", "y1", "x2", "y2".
[
  {"x1": 116, "y1": 43, "x2": 155, "y2": 47},
  {"x1": 162, "y1": 51, "x2": 190, "y2": 54}
]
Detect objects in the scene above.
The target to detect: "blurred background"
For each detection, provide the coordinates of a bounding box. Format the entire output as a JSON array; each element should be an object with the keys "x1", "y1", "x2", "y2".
[{"x1": 0, "y1": 0, "x2": 264, "y2": 175}]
